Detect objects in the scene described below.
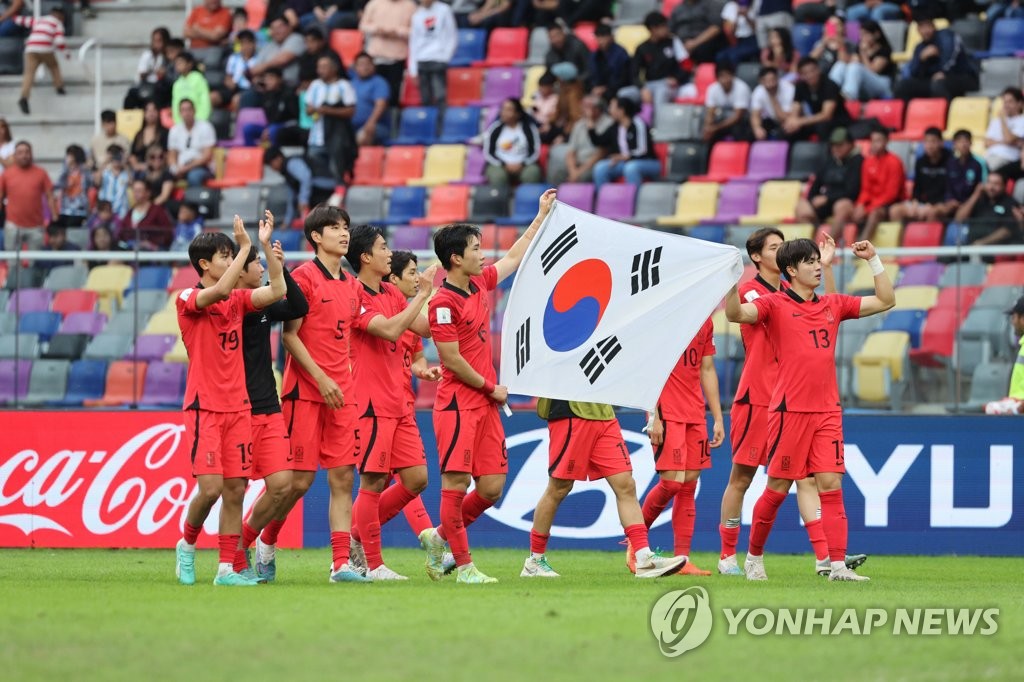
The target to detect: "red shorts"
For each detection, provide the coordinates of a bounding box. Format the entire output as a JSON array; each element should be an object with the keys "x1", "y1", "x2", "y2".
[
  {"x1": 654, "y1": 420, "x2": 710, "y2": 472},
  {"x1": 185, "y1": 409, "x2": 251, "y2": 479},
  {"x1": 433, "y1": 405, "x2": 507, "y2": 476},
  {"x1": 730, "y1": 401, "x2": 770, "y2": 467},
  {"x1": 251, "y1": 412, "x2": 291, "y2": 480},
  {"x1": 282, "y1": 399, "x2": 360, "y2": 471},
  {"x1": 766, "y1": 410, "x2": 845, "y2": 480},
  {"x1": 358, "y1": 412, "x2": 427, "y2": 474},
  {"x1": 547, "y1": 417, "x2": 632, "y2": 481}
]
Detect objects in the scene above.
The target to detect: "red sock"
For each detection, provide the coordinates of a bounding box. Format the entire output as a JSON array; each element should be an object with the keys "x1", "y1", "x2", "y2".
[
  {"x1": 624, "y1": 523, "x2": 649, "y2": 552},
  {"x1": 461, "y1": 490, "x2": 493, "y2": 528},
  {"x1": 719, "y1": 524, "x2": 740, "y2": 559},
  {"x1": 241, "y1": 521, "x2": 259, "y2": 550},
  {"x1": 402, "y1": 496, "x2": 434, "y2": 537},
  {"x1": 218, "y1": 533, "x2": 239, "y2": 566},
  {"x1": 748, "y1": 488, "x2": 787, "y2": 556},
  {"x1": 260, "y1": 518, "x2": 286, "y2": 546},
  {"x1": 642, "y1": 479, "x2": 684, "y2": 528},
  {"x1": 818, "y1": 489, "x2": 848, "y2": 563},
  {"x1": 440, "y1": 489, "x2": 471, "y2": 567},
  {"x1": 330, "y1": 531, "x2": 350, "y2": 570},
  {"x1": 233, "y1": 547, "x2": 248, "y2": 573},
  {"x1": 183, "y1": 522, "x2": 201, "y2": 546},
  {"x1": 379, "y1": 482, "x2": 418, "y2": 527},
  {"x1": 804, "y1": 518, "x2": 829, "y2": 561},
  {"x1": 354, "y1": 490, "x2": 383, "y2": 570},
  {"x1": 530, "y1": 530, "x2": 549, "y2": 555},
  {"x1": 671, "y1": 481, "x2": 697, "y2": 557},
  {"x1": 437, "y1": 524, "x2": 447, "y2": 541}
]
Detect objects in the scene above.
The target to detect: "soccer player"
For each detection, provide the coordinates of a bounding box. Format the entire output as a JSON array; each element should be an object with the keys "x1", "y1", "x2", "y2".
[
  {"x1": 174, "y1": 214, "x2": 286, "y2": 587},
  {"x1": 637, "y1": 315, "x2": 724, "y2": 576},
  {"x1": 345, "y1": 225, "x2": 438, "y2": 580},
  {"x1": 522, "y1": 399, "x2": 689, "y2": 579},
  {"x1": 725, "y1": 238, "x2": 894, "y2": 582},
  {"x1": 419, "y1": 189, "x2": 557, "y2": 584}
]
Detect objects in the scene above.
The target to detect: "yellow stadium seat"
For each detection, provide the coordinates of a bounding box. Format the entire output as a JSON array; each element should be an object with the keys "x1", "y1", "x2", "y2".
[
  {"x1": 520, "y1": 65, "x2": 547, "y2": 109},
  {"x1": 116, "y1": 109, "x2": 144, "y2": 141},
  {"x1": 892, "y1": 285, "x2": 938, "y2": 311},
  {"x1": 407, "y1": 145, "x2": 468, "y2": 186},
  {"x1": 944, "y1": 97, "x2": 990, "y2": 140},
  {"x1": 778, "y1": 223, "x2": 814, "y2": 241},
  {"x1": 853, "y1": 331, "x2": 911, "y2": 407},
  {"x1": 892, "y1": 19, "x2": 949, "y2": 63},
  {"x1": 164, "y1": 337, "x2": 189, "y2": 363},
  {"x1": 711, "y1": 308, "x2": 741, "y2": 341},
  {"x1": 873, "y1": 221, "x2": 902, "y2": 250},
  {"x1": 143, "y1": 310, "x2": 181, "y2": 335},
  {"x1": 739, "y1": 181, "x2": 803, "y2": 224},
  {"x1": 84, "y1": 264, "x2": 133, "y2": 315},
  {"x1": 656, "y1": 182, "x2": 720, "y2": 227},
  {"x1": 846, "y1": 261, "x2": 900, "y2": 293},
  {"x1": 614, "y1": 24, "x2": 649, "y2": 56}
]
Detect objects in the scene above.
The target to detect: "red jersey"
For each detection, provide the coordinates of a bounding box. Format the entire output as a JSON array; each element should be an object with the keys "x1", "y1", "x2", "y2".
[
  {"x1": 282, "y1": 258, "x2": 360, "y2": 404},
  {"x1": 752, "y1": 290, "x2": 862, "y2": 413},
  {"x1": 657, "y1": 318, "x2": 716, "y2": 423},
  {"x1": 401, "y1": 329, "x2": 422, "y2": 408},
  {"x1": 177, "y1": 286, "x2": 257, "y2": 412},
  {"x1": 734, "y1": 274, "x2": 788, "y2": 407},
  {"x1": 428, "y1": 265, "x2": 498, "y2": 411},
  {"x1": 351, "y1": 281, "x2": 411, "y2": 418}
]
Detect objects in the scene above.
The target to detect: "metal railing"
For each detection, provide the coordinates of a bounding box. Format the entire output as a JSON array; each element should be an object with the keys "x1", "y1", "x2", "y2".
[{"x1": 77, "y1": 37, "x2": 102, "y2": 136}]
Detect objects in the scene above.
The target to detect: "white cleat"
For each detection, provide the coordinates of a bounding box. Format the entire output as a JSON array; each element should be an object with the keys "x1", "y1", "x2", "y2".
[
  {"x1": 367, "y1": 564, "x2": 409, "y2": 581},
  {"x1": 829, "y1": 566, "x2": 870, "y2": 582},
  {"x1": 349, "y1": 538, "x2": 368, "y2": 577},
  {"x1": 718, "y1": 555, "x2": 744, "y2": 576},
  {"x1": 816, "y1": 557, "x2": 831, "y2": 576},
  {"x1": 520, "y1": 555, "x2": 561, "y2": 578},
  {"x1": 635, "y1": 554, "x2": 688, "y2": 579},
  {"x1": 745, "y1": 555, "x2": 768, "y2": 581}
]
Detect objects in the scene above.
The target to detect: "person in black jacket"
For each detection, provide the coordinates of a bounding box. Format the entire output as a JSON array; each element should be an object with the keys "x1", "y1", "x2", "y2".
[
  {"x1": 545, "y1": 22, "x2": 591, "y2": 90},
  {"x1": 242, "y1": 67, "x2": 304, "y2": 146},
  {"x1": 589, "y1": 95, "x2": 662, "y2": 189},
  {"x1": 633, "y1": 12, "x2": 690, "y2": 106},
  {"x1": 794, "y1": 127, "x2": 863, "y2": 237}
]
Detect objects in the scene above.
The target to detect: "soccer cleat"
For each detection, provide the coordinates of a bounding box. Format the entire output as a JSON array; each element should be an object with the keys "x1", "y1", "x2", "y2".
[
  {"x1": 329, "y1": 563, "x2": 373, "y2": 583},
  {"x1": 213, "y1": 571, "x2": 259, "y2": 586},
  {"x1": 678, "y1": 560, "x2": 712, "y2": 576},
  {"x1": 829, "y1": 566, "x2": 870, "y2": 582},
  {"x1": 349, "y1": 538, "x2": 368, "y2": 577},
  {"x1": 419, "y1": 528, "x2": 447, "y2": 581},
  {"x1": 441, "y1": 551, "x2": 457, "y2": 575},
  {"x1": 623, "y1": 538, "x2": 637, "y2": 574},
  {"x1": 239, "y1": 548, "x2": 267, "y2": 584},
  {"x1": 817, "y1": 554, "x2": 870, "y2": 576},
  {"x1": 816, "y1": 557, "x2": 831, "y2": 576},
  {"x1": 635, "y1": 554, "x2": 688, "y2": 579},
  {"x1": 367, "y1": 564, "x2": 409, "y2": 581},
  {"x1": 718, "y1": 555, "x2": 744, "y2": 576},
  {"x1": 456, "y1": 564, "x2": 498, "y2": 584},
  {"x1": 521, "y1": 555, "x2": 561, "y2": 578},
  {"x1": 255, "y1": 537, "x2": 276, "y2": 583},
  {"x1": 175, "y1": 539, "x2": 196, "y2": 586},
  {"x1": 745, "y1": 555, "x2": 768, "y2": 581}
]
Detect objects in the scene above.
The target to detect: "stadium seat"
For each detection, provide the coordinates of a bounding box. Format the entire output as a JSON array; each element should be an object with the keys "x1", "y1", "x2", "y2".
[
  {"x1": 893, "y1": 19, "x2": 948, "y2": 63},
  {"x1": 6, "y1": 288, "x2": 52, "y2": 314},
  {"x1": 778, "y1": 223, "x2": 814, "y2": 241},
  {"x1": 468, "y1": 185, "x2": 511, "y2": 222},
  {"x1": 854, "y1": 331, "x2": 911, "y2": 408},
  {"x1": 934, "y1": 286, "x2": 983, "y2": 320},
  {"x1": 0, "y1": 359, "x2": 31, "y2": 404},
  {"x1": 143, "y1": 310, "x2": 180, "y2": 335},
  {"x1": 786, "y1": 141, "x2": 826, "y2": 181},
  {"x1": 952, "y1": 16, "x2": 987, "y2": 53},
  {"x1": 897, "y1": 222, "x2": 943, "y2": 265},
  {"x1": 43, "y1": 333, "x2": 90, "y2": 361},
  {"x1": 410, "y1": 185, "x2": 470, "y2": 226},
  {"x1": 978, "y1": 18, "x2": 1024, "y2": 58},
  {"x1": 25, "y1": 359, "x2": 70, "y2": 405},
  {"x1": 938, "y1": 262, "x2": 988, "y2": 288},
  {"x1": 892, "y1": 285, "x2": 938, "y2": 312},
  {"x1": 985, "y1": 261, "x2": 1024, "y2": 286},
  {"x1": 740, "y1": 181, "x2": 802, "y2": 224},
  {"x1": 140, "y1": 360, "x2": 186, "y2": 406},
  {"x1": 133, "y1": 334, "x2": 179, "y2": 362},
  {"x1": 132, "y1": 266, "x2": 173, "y2": 292},
  {"x1": 59, "y1": 359, "x2": 107, "y2": 405},
  {"x1": 83, "y1": 333, "x2": 134, "y2": 360},
  {"x1": 653, "y1": 104, "x2": 703, "y2": 142},
  {"x1": 452, "y1": 28, "x2": 487, "y2": 66},
  {"x1": 793, "y1": 23, "x2": 823, "y2": 55},
  {"x1": 329, "y1": 29, "x2": 364, "y2": 68},
  {"x1": 167, "y1": 267, "x2": 199, "y2": 293},
  {"x1": 846, "y1": 261, "x2": 899, "y2": 294},
  {"x1": 546, "y1": 143, "x2": 570, "y2": 183},
  {"x1": 656, "y1": 182, "x2": 720, "y2": 227},
  {"x1": 614, "y1": 24, "x2": 649, "y2": 55},
  {"x1": 389, "y1": 227, "x2": 432, "y2": 250},
  {"x1": 520, "y1": 65, "x2": 547, "y2": 109},
  {"x1": 271, "y1": 228, "x2": 303, "y2": 252},
  {"x1": 447, "y1": 68, "x2": 485, "y2": 106},
  {"x1": 393, "y1": 107, "x2": 439, "y2": 146},
  {"x1": 476, "y1": 27, "x2": 528, "y2": 66},
  {"x1": 879, "y1": 19, "x2": 907, "y2": 53},
  {"x1": 676, "y1": 63, "x2": 716, "y2": 104},
  {"x1": 980, "y1": 58, "x2": 1023, "y2": 97},
  {"x1": 910, "y1": 306, "x2": 959, "y2": 367},
  {"x1": 60, "y1": 311, "x2": 107, "y2": 336},
  {"x1": 351, "y1": 145, "x2": 386, "y2": 185},
  {"x1": 619, "y1": 0, "x2": 659, "y2": 24},
  {"x1": 43, "y1": 264, "x2": 89, "y2": 291},
  {"x1": 403, "y1": 75, "x2": 424, "y2": 108},
  {"x1": 476, "y1": 66, "x2": 524, "y2": 105},
  {"x1": 105, "y1": 311, "x2": 151, "y2": 337},
  {"x1": 439, "y1": 106, "x2": 482, "y2": 143},
  {"x1": 556, "y1": 183, "x2": 596, "y2": 212},
  {"x1": 963, "y1": 361, "x2": 1013, "y2": 409},
  {"x1": 892, "y1": 99, "x2": 948, "y2": 141},
  {"x1": 631, "y1": 183, "x2": 679, "y2": 225},
  {"x1": 897, "y1": 261, "x2": 944, "y2": 287},
  {"x1": 496, "y1": 184, "x2": 548, "y2": 226},
  {"x1": 379, "y1": 146, "x2": 426, "y2": 186},
  {"x1": 116, "y1": 109, "x2": 144, "y2": 141},
  {"x1": 164, "y1": 337, "x2": 189, "y2": 363},
  {"x1": 688, "y1": 225, "x2": 726, "y2": 243},
  {"x1": 408, "y1": 145, "x2": 468, "y2": 186},
  {"x1": 0, "y1": 334, "x2": 40, "y2": 359},
  {"x1": 85, "y1": 264, "x2": 134, "y2": 314},
  {"x1": 712, "y1": 182, "x2": 760, "y2": 223},
  {"x1": 207, "y1": 147, "x2": 264, "y2": 189},
  {"x1": 944, "y1": 97, "x2": 990, "y2": 141},
  {"x1": 525, "y1": 26, "x2": 550, "y2": 65},
  {"x1": 743, "y1": 141, "x2": 789, "y2": 181},
  {"x1": 689, "y1": 141, "x2": 749, "y2": 182},
  {"x1": 957, "y1": 308, "x2": 1011, "y2": 375},
  {"x1": 873, "y1": 221, "x2": 903, "y2": 250},
  {"x1": 665, "y1": 142, "x2": 708, "y2": 182},
  {"x1": 479, "y1": 225, "x2": 519, "y2": 251},
  {"x1": 592, "y1": 184, "x2": 637, "y2": 222},
  {"x1": 52, "y1": 289, "x2": 98, "y2": 316},
  {"x1": 87, "y1": 360, "x2": 147, "y2": 407},
  {"x1": 19, "y1": 312, "x2": 61, "y2": 342},
  {"x1": 182, "y1": 186, "x2": 221, "y2": 220},
  {"x1": 863, "y1": 99, "x2": 905, "y2": 132},
  {"x1": 380, "y1": 186, "x2": 427, "y2": 225},
  {"x1": 973, "y1": 286, "x2": 1021, "y2": 311},
  {"x1": 221, "y1": 107, "x2": 266, "y2": 148}
]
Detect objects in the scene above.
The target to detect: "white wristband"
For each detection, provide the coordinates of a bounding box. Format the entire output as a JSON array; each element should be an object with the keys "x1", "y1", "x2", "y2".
[{"x1": 867, "y1": 255, "x2": 885, "y2": 277}]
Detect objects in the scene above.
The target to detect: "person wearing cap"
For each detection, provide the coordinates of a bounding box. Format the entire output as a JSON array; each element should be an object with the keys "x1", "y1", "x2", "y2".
[
  {"x1": 545, "y1": 23, "x2": 591, "y2": 90},
  {"x1": 953, "y1": 170, "x2": 1024, "y2": 254},
  {"x1": 794, "y1": 126, "x2": 862, "y2": 238},
  {"x1": 589, "y1": 23, "x2": 632, "y2": 101},
  {"x1": 984, "y1": 297, "x2": 1024, "y2": 415}
]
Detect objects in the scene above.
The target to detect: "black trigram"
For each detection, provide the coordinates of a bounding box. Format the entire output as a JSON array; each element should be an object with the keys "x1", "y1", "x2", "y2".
[
  {"x1": 541, "y1": 224, "x2": 578, "y2": 274},
  {"x1": 630, "y1": 247, "x2": 662, "y2": 295},
  {"x1": 515, "y1": 318, "x2": 531, "y2": 375},
  {"x1": 579, "y1": 336, "x2": 622, "y2": 384}
]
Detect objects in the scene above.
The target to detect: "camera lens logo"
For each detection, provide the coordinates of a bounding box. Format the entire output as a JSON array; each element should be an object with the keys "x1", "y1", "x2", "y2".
[{"x1": 650, "y1": 587, "x2": 713, "y2": 657}]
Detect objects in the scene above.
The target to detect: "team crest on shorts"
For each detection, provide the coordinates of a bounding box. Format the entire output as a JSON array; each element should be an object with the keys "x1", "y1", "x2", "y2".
[
  {"x1": 378, "y1": 450, "x2": 387, "y2": 468},
  {"x1": 463, "y1": 449, "x2": 472, "y2": 466},
  {"x1": 206, "y1": 452, "x2": 215, "y2": 467},
  {"x1": 673, "y1": 448, "x2": 682, "y2": 464},
  {"x1": 749, "y1": 447, "x2": 759, "y2": 462},
  {"x1": 781, "y1": 456, "x2": 791, "y2": 471},
  {"x1": 566, "y1": 459, "x2": 575, "y2": 474},
  {"x1": 294, "y1": 446, "x2": 304, "y2": 463}
]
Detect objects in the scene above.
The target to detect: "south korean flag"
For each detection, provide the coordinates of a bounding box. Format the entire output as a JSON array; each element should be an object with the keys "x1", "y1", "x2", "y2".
[{"x1": 500, "y1": 201, "x2": 743, "y2": 411}]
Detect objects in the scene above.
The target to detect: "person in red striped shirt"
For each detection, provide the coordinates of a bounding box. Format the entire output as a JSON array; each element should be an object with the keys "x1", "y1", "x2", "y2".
[{"x1": 15, "y1": 5, "x2": 68, "y2": 115}]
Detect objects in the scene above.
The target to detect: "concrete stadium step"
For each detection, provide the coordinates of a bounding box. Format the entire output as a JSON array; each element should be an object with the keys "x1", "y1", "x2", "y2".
[
  {"x1": 0, "y1": 84, "x2": 129, "y2": 130},
  {"x1": 79, "y1": 0, "x2": 246, "y2": 40},
  {"x1": 6, "y1": 121, "x2": 98, "y2": 159}
]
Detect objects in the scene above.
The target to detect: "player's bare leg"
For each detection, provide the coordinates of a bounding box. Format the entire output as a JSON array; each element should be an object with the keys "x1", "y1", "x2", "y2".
[
  {"x1": 745, "y1": 476, "x2": 794, "y2": 581},
  {"x1": 254, "y1": 469, "x2": 314, "y2": 581},
  {"x1": 815, "y1": 471, "x2": 870, "y2": 582},
  {"x1": 718, "y1": 462, "x2": 757, "y2": 575},
  {"x1": 608, "y1": 472, "x2": 688, "y2": 578},
  {"x1": 176, "y1": 473, "x2": 223, "y2": 586},
  {"x1": 522, "y1": 477, "x2": 573, "y2": 578},
  {"x1": 327, "y1": 464, "x2": 369, "y2": 582}
]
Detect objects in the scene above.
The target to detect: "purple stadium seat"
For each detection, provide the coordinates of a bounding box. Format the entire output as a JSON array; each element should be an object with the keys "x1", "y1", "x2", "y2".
[
  {"x1": 223, "y1": 107, "x2": 268, "y2": 148},
  {"x1": 140, "y1": 361, "x2": 185, "y2": 406},
  {"x1": 711, "y1": 182, "x2": 760, "y2": 223},
  {"x1": 60, "y1": 311, "x2": 108, "y2": 336},
  {"x1": 476, "y1": 67, "x2": 524, "y2": 105},
  {"x1": 131, "y1": 335, "x2": 178, "y2": 362},
  {"x1": 743, "y1": 141, "x2": 789, "y2": 182},
  {"x1": 594, "y1": 184, "x2": 637, "y2": 222},
  {"x1": 557, "y1": 183, "x2": 596, "y2": 212},
  {"x1": 6, "y1": 288, "x2": 53, "y2": 314},
  {"x1": 898, "y1": 262, "x2": 945, "y2": 287},
  {"x1": 0, "y1": 359, "x2": 32, "y2": 403},
  {"x1": 389, "y1": 227, "x2": 433, "y2": 250},
  {"x1": 459, "y1": 147, "x2": 487, "y2": 185}
]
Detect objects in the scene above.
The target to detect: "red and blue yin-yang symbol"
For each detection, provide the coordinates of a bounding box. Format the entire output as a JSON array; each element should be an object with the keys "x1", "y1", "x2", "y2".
[{"x1": 542, "y1": 259, "x2": 613, "y2": 352}]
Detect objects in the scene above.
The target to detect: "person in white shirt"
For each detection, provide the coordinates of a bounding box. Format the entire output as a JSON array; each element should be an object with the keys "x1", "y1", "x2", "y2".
[
  {"x1": 483, "y1": 97, "x2": 543, "y2": 185},
  {"x1": 985, "y1": 87, "x2": 1024, "y2": 175},
  {"x1": 750, "y1": 65, "x2": 794, "y2": 140},
  {"x1": 306, "y1": 54, "x2": 357, "y2": 181},
  {"x1": 167, "y1": 99, "x2": 217, "y2": 187},
  {"x1": 409, "y1": 0, "x2": 457, "y2": 107},
  {"x1": 702, "y1": 62, "x2": 752, "y2": 143},
  {"x1": 125, "y1": 27, "x2": 170, "y2": 109},
  {"x1": 718, "y1": 0, "x2": 761, "y2": 67}
]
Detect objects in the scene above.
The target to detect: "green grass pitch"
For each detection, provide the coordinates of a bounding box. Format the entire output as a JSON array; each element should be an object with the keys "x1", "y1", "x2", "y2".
[{"x1": 1, "y1": 549, "x2": 1020, "y2": 682}]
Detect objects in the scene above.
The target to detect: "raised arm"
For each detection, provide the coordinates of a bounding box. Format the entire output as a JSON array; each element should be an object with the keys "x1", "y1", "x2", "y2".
[
  {"x1": 365, "y1": 266, "x2": 438, "y2": 341},
  {"x1": 494, "y1": 188, "x2": 557, "y2": 282},
  {"x1": 265, "y1": 259, "x2": 309, "y2": 322},
  {"x1": 700, "y1": 355, "x2": 725, "y2": 447},
  {"x1": 250, "y1": 210, "x2": 288, "y2": 309},
  {"x1": 725, "y1": 285, "x2": 760, "y2": 324},
  {"x1": 194, "y1": 215, "x2": 252, "y2": 309},
  {"x1": 819, "y1": 233, "x2": 837, "y2": 294},
  {"x1": 852, "y1": 240, "x2": 895, "y2": 317}
]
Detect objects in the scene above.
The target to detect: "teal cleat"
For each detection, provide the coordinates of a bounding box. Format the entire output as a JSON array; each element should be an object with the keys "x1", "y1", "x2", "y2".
[
  {"x1": 175, "y1": 539, "x2": 195, "y2": 586},
  {"x1": 255, "y1": 537, "x2": 276, "y2": 583},
  {"x1": 329, "y1": 563, "x2": 373, "y2": 583},
  {"x1": 456, "y1": 564, "x2": 498, "y2": 584},
  {"x1": 213, "y1": 571, "x2": 259, "y2": 586},
  {"x1": 239, "y1": 548, "x2": 267, "y2": 584}
]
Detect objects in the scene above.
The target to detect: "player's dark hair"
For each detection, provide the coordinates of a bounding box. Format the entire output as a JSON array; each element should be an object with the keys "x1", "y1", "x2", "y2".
[
  {"x1": 434, "y1": 223, "x2": 481, "y2": 271},
  {"x1": 188, "y1": 231, "x2": 238, "y2": 276},
  {"x1": 776, "y1": 238, "x2": 821, "y2": 282},
  {"x1": 747, "y1": 227, "x2": 785, "y2": 270},
  {"x1": 345, "y1": 224, "x2": 387, "y2": 272},
  {"x1": 304, "y1": 204, "x2": 350, "y2": 252},
  {"x1": 390, "y1": 250, "x2": 418, "y2": 278},
  {"x1": 245, "y1": 245, "x2": 259, "y2": 268}
]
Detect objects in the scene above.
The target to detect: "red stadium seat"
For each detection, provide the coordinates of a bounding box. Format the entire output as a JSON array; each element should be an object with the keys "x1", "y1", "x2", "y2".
[
  {"x1": 864, "y1": 99, "x2": 905, "y2": 132},
  {"x1": 168, "y1": 267, "x2": 198, "y2": 292},
  {"x1": 898, "y1": 222, "x2": 944, "y2": 265},
  {"x1": 985, "y1": 261, "x2": 1024, "y2": 286},
  {"x1": 676, "y1": 63, "x2": 716, "y2": 104},
  {"x1": 479, "y1": 225, "x2": 518, "y2": 251},
  {"x1": 207, "y1": 147, "x2": 264, "y2": 188},
  {"x1": 845, "y1": 100, "x2": 862, "y2": 120},
  {"x1": 400, "y1": 75, "x2": 421, "y2": 107},
  {"x1": 329, "y1": 29, "x2": 364, "y2": 69},
  {"x1": 379, "y1": 146, "x2": 426, "y2": 186},
  {"x1": 85, "y1": 360, "x2": 147, "y2": 407},
  {"x1": 476, "y1": 28, "x2": 529, "y2": 66},
  {"x1": 934, "y1": 286, "x2": 982, "y2": 319},
  {"x1": 909, "y1": 308, "x2": 958, "y2": 368},
  {"x1": 689, "y1": 141, "x2": 749, "y2": 182},
  {"x1": 574, "y1": 23, "x2": 598, "y2": 50},
  {"x1": 410, "y1": 185, "x2": 470, "y2": 225},
  {"x1": 662, "y1": 0, "x2": 683, "y2": 14},
  {"x1": 654, "y1": 142, "x2": 669, "y2": 175},
  {"x1": 160, "y1": 107, "x2": 174, "y2": 129},
  {"x1": 447, "y1": 68, "x2": 485, "y2": 106},
  {"x1": 893, "y1": 98, "x2": 948, "y2": 141},
  {"x1": 351, "y1": 146, "x2": 386, "y2": 185},
  {"x1": 52, "y1": 290, "x2": 98, "y2": 316}
]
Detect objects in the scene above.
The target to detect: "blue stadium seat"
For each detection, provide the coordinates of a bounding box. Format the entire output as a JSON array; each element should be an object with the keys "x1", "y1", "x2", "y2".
[
  {"x1": 383, "y1": 187, "x2": 427, "y2": 225},
  {"x1": 392, "y1": 107, "x2": 439, "y2": 145},
  {"x1": 272, "y1": 229, "x2": 304, "y2": 252},
  {"x1": 979, "y1": 18, "x2": 1024, "y2": 57},
  {"x1": 944, "y1": 222, "x2": 967, "y2": 246},
  {"x1": 439, "y1": 106, "x2": 482, "y2": 143},
  {"x1": 879, "y1": 310, "x2": 927, "y2": 348},
  {"x1": 688, "y1": 225, "x2": 726, "y2": 243},
  {"x1": 496, "y1": 184, "x2": 547, "y2": 225},
  {"x1": 451, "y1": 29, "x2": 487, "y2": 66},
  {"x1": 19, "y1": 312, "x2": 62, "y2": 342},
  {"x1": 793, "y1": 24, "x2": 823, "y2": 56},
  {"x1": 61, "y1": 359, "x2": 108, "y2": 405},
  {"x1": 130, "y1": 266, "x2": 172, "y2": 291}
]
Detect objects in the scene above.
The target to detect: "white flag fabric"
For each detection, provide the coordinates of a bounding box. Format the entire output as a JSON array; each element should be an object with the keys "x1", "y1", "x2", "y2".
[{"x1": 500, "y1": 201, "x2": 744, "y2": 411}]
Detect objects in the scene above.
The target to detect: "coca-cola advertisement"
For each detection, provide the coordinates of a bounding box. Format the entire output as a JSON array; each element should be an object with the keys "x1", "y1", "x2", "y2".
[{"x1": 0, "y1": 412, "x2": 304, "y2": 548}]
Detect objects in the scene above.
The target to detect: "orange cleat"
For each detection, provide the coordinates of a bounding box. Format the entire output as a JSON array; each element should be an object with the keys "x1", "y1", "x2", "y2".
[
  {"x1": 678, "y1": 561, "x2": 712, "y2": 576},
  {"x1": 622, "y1": 539, "x2": 637, "y2": 574}
]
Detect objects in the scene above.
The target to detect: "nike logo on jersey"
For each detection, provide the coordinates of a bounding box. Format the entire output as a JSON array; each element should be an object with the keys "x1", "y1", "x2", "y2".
[
  {"x1": 792, "y1": 313, "x2": 803, "y2": 317},
  {"x1": 321, "y1": 298, "x2": 332, "y2": 303}
]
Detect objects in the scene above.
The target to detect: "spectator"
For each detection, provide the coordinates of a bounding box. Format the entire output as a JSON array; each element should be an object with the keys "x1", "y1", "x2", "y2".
[
  {"x1": 409, "y1": 0, "x2": 457, "y2": 107},
  {"x1": 756, "y1": 0, "x2": 794, "y2": 51},
  {"x1": 162, "y1": 38, "x2": 186, "y2": 88},
  {"x1": 546, "y1": 22, "x2": 591, "y2": 89},
  {"x1": 718, "y1": 0, "x2": 760, "y2": 67},
  {"x1": 452, "y1": 0, "x2": 512, "y2": 30},
  {"x1": 633, "y1": 12, "x2": 689, "y2": 107},
  {"x1": 266, "y1": 0, "x2": 318, "y2": 30},
  {"x1": 138, "y1": 144, "x2": 176, "y2": 208},
  {"x1": 894, "y1": 11, "x2": 979, "y2": 100},
  {"x1": 119, "y1": 179, "x2": 173, "y2": 250},
  {"x1": 170, "y1": 202, "x2": 204, "y2": 252},
  {"x1": 214, "y1": 29, "x2": 259, "y2": 109},
  {"x1": 829, "y1": 19, "x2": 894, "y2": 101},
  {"x1": 124, "y1": 27, "x2": 170, "y2": 110},
  {"x1": 854, "y1": 126, "x2": 905, "y2": 240},
  {"x1": 248, "y1": 16, "x2": 306, "y2": 89},
  {"x1": 306, "y1": 54, "x2": 358, "y2": 181},
  {"x1": 0, "y1": 141, "x2": 58, "y2": 251},
  {"x1": 984, "y1": 87, "x2": 1024, "y2": 176},
  {"x1": 350, "y1": 52, "x2": 391, "y2": 146},
  {"x1": 265, "y1": 147, "x2": 330, "y2": 227},
  {"x1": 96, "y1": 146, "x2": 133, "y2": 220},
  {"x1": 168, "y1": 99, "x2": 217, "y2": 186},
  {"x1": 669, "y1": 0, "x2": 724, "y2": 64},
  {"x1": 90, "y1": 110, "x2": 132, "y2": 171},
  {"x1": 550, "y1": 64, "x2": 585, "y2": 139},
  {"x1": 554, "y1": 94, "x2": 612, "y2": 184},
  {"x1": 983, "y1": 296, "x2": 1024, "y2": 415},
  {"x1": 987, "y1": 1, "x2": 1024, "y2": 41},
  {"x1": 129, "y1": 101, "x2": 170, "y2": 173},
  {"x1": 297, "y1": 26, "x2": 341, "y2": 90},
  {"x1": 483, "y1": 98, "x2": 543, "y2": 186},
  {"x1": 86, "y1": 199, "x2": 120, "y2": 234},
  {"x1": 531, "y1": 72, "x2": 561, "y2": 144},
  {"x1": 795, "y1": 127, "x2": 862, "y2": 237},
  {"x1": 556, "y1": 0, "x2": 612, "y2": 26},
  {"x1": 846, "y1": 0, "x2": 904, "y2": 23},
  {"x1": 785, "y1": 57, "x2": 850, "y2": 141},
  {"x1": 0, "y1": 118, "x2": 13, "y2": 185},
  {"x1": 809, "y1": 15, "x2": 855, "y2": 78},
  {"x1": 360, "y1": 0, "x2": 417, "y2": 106},
  {"x1": 954, "y1": 171, "x2": 1023, "y2": 249},
  {"x1": 589, "y1": 23, "x2": 631, "y2": 101},
  {"x1": 171, "y1": 52, "x2": 212, "y2": 125},
  {"x1": 0, "y1": 0, "x2": 25, "y2": 37},
  {"x1": 945, "y1": 129, "x2": 987, "y2": 215},
  {"x1": 314, "y1": 1, "x2": 363, "y2": 31},
  {"x1": 37, "y1": 224, "x2": 82, "y2": 273},
  {"x1": 760, "y1": 26, "x2": 797, "y2": 81},
  {"x1": 245, "y1": 67, "x2": 302, "y2": 146},
  {"x1": 750, "y1": 66, "x2": 794, "y2": 140},
  {"x1": 891, "y1": 127, "x2": 954, "y2": 224},
  {"x1": 703, "y1": 62, "x2": 752, "y2": 143},
  {"x1": 14, "y1": 5, "x2": 68, "y2": 115},
  {"x1": 183, "y1": 0, "x2": 233, "y2": 69},
  {"x1": 56, "y1": 144, "x2": 92, "y2": 227},
  {"x1": 589, "y1": 95, "x2": 660, "y2": 190},
  {"x1": 230, "y1": 7, "x2": 252, "y2": 43},
  {"x1": 88, "y1": 224, "x2": 126, "y2": 268}
]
